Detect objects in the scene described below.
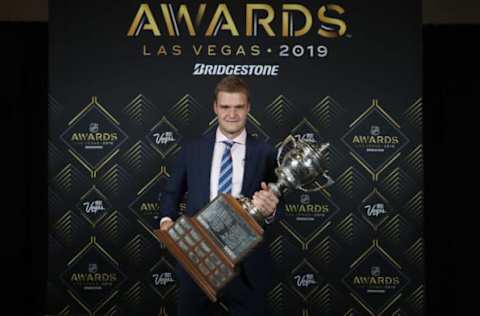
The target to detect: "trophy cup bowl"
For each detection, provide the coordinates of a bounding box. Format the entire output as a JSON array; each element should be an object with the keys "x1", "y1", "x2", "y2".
[
  {"x1": 241, "y1": 135, "x2": 335, "y2": 224},
  {"x1": 155, "y1": 135, "x2": 334, "y2": 302}
]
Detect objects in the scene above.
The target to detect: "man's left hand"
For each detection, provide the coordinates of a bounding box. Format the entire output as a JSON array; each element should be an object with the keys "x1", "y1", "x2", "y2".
[{"x1": 252, "y1": 182, "x2": 279, "y2": 217}]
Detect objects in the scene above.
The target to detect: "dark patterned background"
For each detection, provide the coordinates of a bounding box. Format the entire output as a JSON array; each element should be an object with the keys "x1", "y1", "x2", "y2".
[{"x1": 48, "y1": 1, "x2": 423, "y2": 315}]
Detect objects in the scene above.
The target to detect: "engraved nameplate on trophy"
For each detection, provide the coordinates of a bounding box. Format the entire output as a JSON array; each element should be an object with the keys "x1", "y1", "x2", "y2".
[
  {"x1": 196, "y1": 195, "x2": 262, "y2": 262},
  {"x1": 155, "y1": 135, "x2": 334, "y2": 302}
]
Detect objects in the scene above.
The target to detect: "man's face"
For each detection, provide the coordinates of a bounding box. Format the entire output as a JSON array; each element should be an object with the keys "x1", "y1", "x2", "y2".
[{"x1": 214, "y1": 91, "x2": 250, "y2": 138}]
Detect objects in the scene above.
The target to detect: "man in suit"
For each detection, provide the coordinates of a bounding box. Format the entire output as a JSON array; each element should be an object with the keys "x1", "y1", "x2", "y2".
[{"x1": 159, "y1": 75, "x2": 280, "y2": 316}]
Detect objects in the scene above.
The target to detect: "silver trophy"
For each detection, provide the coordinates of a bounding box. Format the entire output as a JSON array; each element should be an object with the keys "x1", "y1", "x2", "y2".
[{"x1": 239, "y1": 135, "x2": 335, "y2": 224}]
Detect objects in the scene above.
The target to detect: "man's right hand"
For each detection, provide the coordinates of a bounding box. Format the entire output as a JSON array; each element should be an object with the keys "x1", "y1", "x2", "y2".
[{"x1": 160, "y1": 218, "x2": 174, "y2": 231}]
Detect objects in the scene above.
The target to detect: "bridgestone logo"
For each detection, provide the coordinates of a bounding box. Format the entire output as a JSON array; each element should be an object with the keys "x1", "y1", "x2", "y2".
[{"x1": 193, "y1": 63, "x2": 279, "y2": 76}]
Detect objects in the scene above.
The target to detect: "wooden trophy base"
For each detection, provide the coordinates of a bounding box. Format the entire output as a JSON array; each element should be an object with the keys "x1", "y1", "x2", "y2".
[{"x1": 154, "y1": 194, "x2": 264, "y2": 302}]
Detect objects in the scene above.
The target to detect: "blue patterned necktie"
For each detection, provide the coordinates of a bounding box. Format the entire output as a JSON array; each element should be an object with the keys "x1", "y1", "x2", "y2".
[{"x1": 218, "y1": 141, "x2": 234, "y2": 194}]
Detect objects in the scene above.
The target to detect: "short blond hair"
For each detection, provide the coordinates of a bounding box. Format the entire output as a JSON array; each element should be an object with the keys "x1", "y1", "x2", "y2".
[{"x1": 214, "y1": 76, "x2": 250, "y2": 102}]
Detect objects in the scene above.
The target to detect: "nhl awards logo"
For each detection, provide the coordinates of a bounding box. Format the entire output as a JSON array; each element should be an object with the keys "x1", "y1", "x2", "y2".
[
  {"x1": 352, "y1": 265, "x2": 400, "y2": 293},
  {"x1": 130, "y1": 177, "x2": 169, "y2": 230},
  {"x1": 68, "y1": 262, "x2": 118, "y2": 289},
  {"x1": 342, "y1": 101, "x2": 409, "y2": 172},
  {"x1": 61, "y1": 239, "x2": 127, "y2": 311},
  {"x1": 60, "y1": 98, "x2": 128, "y2": 171},
  {"x1": 343, "y1": 241, "x2": 409, "y2": 314},
  {"x1": 284, "y1": 192, "x2": 337, "y2": 222},
  {"x1": 352, "y1": 125, "x2": 399, "y2": 153},
  {"x1": 71, "y1": 121, "x2": 118, "y2": 149},
  {"x1": 281, "y1": 190, "x2": 339, "y2": 250}
]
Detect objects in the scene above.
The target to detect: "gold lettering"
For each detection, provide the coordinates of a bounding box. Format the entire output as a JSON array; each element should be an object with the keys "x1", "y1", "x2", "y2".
[
  {"x1": 143, "y1": 44, "x2": 151, "y2": 56},
  {"x1": 251, "y1": 45, "x2": 260, "y2": 56},
  {"x1": 205, "y1": 4, "x2": 239, "y2": 36},
  {"x1": 160, "y1": 4, "x2": 176, "y2": 36},
  {"x1": 175, "y1": 4, "x2": 198, "y2": 36},
  {"x1": 70, "y1": 273, "x2": 118, "y2": 283},
  {"x1": 235, "y1": 45, "x2": 246, "y2": 56},
  {"x1": 141, "y1": 202, "x2": 160, "y2": 211},
  {"x1": 172, "y1": 45, "x2": 182, "y2": 56},
  {"x1": 353, "y1": 135, "x2": 402, "y2": 144},
  {"x1": 193, "y1": 44, "x2": 203, "y2": 55},
  {"x1": 352, "y1": 275, "x2": 401, "y2": 285},
  {"x1": 157, "y1": 45, "x2": 168, "y2": 56},
  {"x1": 221, "y1": 45, "x2": 232, "y2": 56},
  {"x1": 195, "y1": 4, "x2": 207, "y2": 26},
  {"x1": 152, "y1": 4, "x2": 207, "y2": 37},
  {"x1": 128, "y1": 3, "x2": 348, "y2": 38},
  {"x1": 127, "y1": 4, "x2": 161, "y2": 37},
  {"x1": 282, "y1": 4, "x2": 312, "y2": 37},
  {"x1": 318, "y1": 5, "x2": 347, "y2": 38},
  {"x1": 208, "y1": 45, "x2": 216, "y2": 56},
  {"x1": 285, "y1": 204, "x2": 329, "y2": 213},
  {"x1": 246, "y1": 4, "x2": 275, "y2": 36}
]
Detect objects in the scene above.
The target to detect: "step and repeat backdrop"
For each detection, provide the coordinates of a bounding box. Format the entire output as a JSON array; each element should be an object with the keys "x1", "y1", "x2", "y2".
[{"x1": 48, "y1": 1, "x2": 423, "y2": 315}]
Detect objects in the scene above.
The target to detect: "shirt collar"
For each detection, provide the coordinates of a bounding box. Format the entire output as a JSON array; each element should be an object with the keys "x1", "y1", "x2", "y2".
[{"x1": 216, "y1": 127, "x2": 246, "y2": 145}]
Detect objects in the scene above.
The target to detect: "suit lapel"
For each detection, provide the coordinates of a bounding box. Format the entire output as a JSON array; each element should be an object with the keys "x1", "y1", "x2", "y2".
[
  {"x1": 200, "y1": 132, "x2": 216, "y2": 202},
  {"x1": 241, "y1": 134, "x2": 258, "y2": 196}
]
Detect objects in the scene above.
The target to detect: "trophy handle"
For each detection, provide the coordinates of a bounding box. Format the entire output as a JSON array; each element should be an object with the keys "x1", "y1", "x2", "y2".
[
  {"x1": 277, "y1": 135, "x2": 297, "y2": 166},
  {"x1": 298, "y1": 171, "x2": 335, "y2": 192}
]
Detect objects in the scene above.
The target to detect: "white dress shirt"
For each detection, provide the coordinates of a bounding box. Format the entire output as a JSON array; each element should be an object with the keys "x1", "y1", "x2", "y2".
[{"x1": 209, "y1": 128, "x2": 246, "y2": 201}]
